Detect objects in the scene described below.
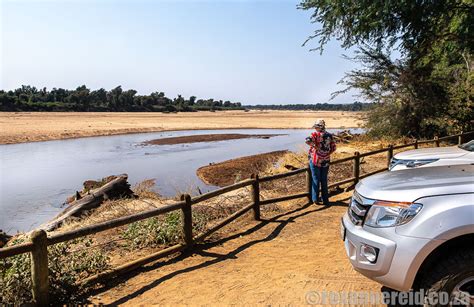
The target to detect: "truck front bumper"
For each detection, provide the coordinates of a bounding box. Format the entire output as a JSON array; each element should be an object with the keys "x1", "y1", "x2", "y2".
[{"x1": 341, "y1": 213, "x2": 431, "y2": 291}]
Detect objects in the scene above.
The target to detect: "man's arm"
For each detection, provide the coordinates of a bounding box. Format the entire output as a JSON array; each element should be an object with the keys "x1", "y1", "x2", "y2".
[{"x1": 306, "y1": 133, "x2": 317, "y2": 147}]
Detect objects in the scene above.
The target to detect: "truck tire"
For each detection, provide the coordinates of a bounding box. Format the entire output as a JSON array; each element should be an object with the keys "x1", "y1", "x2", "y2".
[{"x1": 418, "y1": 248, "x2": 474, "y2": 306}]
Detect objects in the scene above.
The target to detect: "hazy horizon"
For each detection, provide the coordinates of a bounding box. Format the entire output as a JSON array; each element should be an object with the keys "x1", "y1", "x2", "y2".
[{"x1": 1, "y1": 0, "x2": 361, "y2": 105}]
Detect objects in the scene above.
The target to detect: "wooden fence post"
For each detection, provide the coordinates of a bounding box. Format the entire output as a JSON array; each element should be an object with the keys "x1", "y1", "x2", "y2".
[
  {"x1": 414, "y1": 139, "x2": 419, "y2": 149},
  {"x1": 30, "y1": 229, "x2": 49, "y2": 307},
  {"x1": 353, "y1": 152, "x2": 360, "y2": 184},
  {"x1": 435, "y1": 136, "x2": 440, "y2": 147},
  {"x1": 306, "y1": 164, "x2": 312, "y2": 203},
  {"x1": 458, "y1": 132, "x2": 463, "y2": 145},
  {"x1": 180, "y1": 194, "x2": 193, "y2": 247},
  {"x1": 251, "y1": 174, "x2": 260, "y2": 220},
  {"x1": 387, "y1": 145, "x2": 394, "y2": 169}
]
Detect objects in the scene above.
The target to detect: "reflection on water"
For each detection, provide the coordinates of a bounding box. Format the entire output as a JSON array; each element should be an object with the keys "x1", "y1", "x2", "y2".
[{"x1": 0, "y1": 128, "x2": 363, "y2": 233}]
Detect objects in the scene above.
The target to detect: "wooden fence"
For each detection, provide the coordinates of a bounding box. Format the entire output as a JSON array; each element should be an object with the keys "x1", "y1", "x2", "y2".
[{"x1": 0, "y1": 131, "x2": 472, "y2": 305}]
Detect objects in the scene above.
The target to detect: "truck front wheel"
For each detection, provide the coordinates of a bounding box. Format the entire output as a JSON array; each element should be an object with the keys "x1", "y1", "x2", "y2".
[{"x1": 418, "y1": 249, "x2": 474, "y2": 306}]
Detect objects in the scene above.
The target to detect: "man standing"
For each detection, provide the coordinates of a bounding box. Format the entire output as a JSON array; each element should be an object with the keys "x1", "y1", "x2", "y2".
[{"x1": 306, "y1": 119, "x2": 336, "y2": 206}]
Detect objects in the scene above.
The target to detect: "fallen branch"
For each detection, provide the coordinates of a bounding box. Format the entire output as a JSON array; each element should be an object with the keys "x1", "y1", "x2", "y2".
[{"x1": 41, "y1": 174, "x2": 134, "y2": 232}]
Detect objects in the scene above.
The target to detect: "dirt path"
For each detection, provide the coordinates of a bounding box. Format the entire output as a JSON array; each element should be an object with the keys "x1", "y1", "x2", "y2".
[{"x1": 89, "y1": 193, "x2": 382, "y2": 305}]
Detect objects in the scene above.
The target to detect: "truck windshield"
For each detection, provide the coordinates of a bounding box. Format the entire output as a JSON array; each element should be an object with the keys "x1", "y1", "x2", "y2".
[{"x1": 459, "y1": 140, "x2": 474, "y2": 152}]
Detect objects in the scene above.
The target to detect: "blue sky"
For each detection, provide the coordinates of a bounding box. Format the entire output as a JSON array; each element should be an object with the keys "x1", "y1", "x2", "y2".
[{"x1": 1, "y1": 0, "x2": 360, "y2": 105}]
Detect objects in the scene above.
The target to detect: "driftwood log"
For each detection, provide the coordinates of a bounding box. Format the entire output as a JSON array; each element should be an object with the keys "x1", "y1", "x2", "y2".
[
  {"x1": 334, "y1": 130, "x2": 355, "y2": 143},
  {"x1": 41, "y1": 174, "x2": 134, "y2": 231}
]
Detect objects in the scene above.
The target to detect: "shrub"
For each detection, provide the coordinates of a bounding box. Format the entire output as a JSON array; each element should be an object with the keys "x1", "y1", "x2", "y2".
[
  {"x1": 122, "y1": 211, "x2": 209, "y2": 249},
  {"x1": 0, "y1": 237, "x2": 109, "y2": 305},
  {"x1": 123, "y1": 212, "x2": 183, "y2": 248}
]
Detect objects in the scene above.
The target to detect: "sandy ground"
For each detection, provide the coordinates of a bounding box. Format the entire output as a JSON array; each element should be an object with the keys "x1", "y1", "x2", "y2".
[
  {"x1": 197, "y1": 150, "x2": 288, "y2": 186},
  {"x1": 88, "y1": 193, "x2": 383, "y2": 306},
  {"x1": 0, "y1": 110, "x2": 364, "y2": 144},
  {"x1": 144, "y1": 133, "x2": 281, "y2": 145}
]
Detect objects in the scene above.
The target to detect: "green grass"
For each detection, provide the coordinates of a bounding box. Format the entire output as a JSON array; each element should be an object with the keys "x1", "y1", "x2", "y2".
[{"x1": 122, "y1": 211, "x2": 210, "y2": 249}]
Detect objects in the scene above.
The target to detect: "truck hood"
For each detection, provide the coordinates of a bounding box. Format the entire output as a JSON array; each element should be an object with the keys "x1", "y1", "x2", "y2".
[
  {"x1": 356, "y1": 164, "x2": 474, "y2": 202},
  {"x1": 394, "y1": 146, "x2": 468, "y2": 160}
]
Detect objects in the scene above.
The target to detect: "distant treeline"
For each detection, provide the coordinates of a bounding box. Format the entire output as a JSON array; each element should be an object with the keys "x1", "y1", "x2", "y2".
[
  {"x1": 247, "y1": 102, "x2": 371, "y2": 111},
  {"x1": 0, "y1": 85, "x2": 371, "y2": 113},
  {"x1": 0, "y1": 85, "x2": 244, "y2": 112}
]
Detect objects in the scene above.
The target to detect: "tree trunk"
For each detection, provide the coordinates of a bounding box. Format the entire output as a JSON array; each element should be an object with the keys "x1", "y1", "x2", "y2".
[{"x1": 41, "y1": 174, "x2": 133, "y2": 231}]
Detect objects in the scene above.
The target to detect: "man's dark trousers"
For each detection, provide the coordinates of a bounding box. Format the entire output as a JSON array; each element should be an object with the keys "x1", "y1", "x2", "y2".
[{"x1": 309, "y1": 159, "x2": 329, "y2": 205}]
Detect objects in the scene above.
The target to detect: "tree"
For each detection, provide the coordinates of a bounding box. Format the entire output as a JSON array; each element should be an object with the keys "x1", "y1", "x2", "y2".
[
  {"x1": 174, "y1": 95, "x2": 185, "y2": 110},
  {"x1": 300, "y1": 0, "x2": 473, "y2": 137},
  {"x1": 90, "y1": 88, "x2": 107, "y2": 109},
  {"x1": 0, "y1": 85, "x2": 245, "y2": 112},
  {"x1": 107, "y1": 86, "x2": 123, "y2": 111},
  {"x1": 299, "y1": 0, "x2": 472, "y2": 55},
  {"x1": 67, "y1": 85, "x2": 91, "y2": 111}
]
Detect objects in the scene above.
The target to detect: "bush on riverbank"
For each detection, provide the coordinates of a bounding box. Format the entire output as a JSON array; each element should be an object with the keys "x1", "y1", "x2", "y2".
[{"x1": 122, "y1": 211, "x2": 210, "y2": 249}]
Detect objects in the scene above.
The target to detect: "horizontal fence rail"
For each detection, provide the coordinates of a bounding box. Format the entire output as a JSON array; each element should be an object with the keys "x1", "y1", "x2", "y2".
[
  {"x1": 328, "y1": 177, "x2": 357, "y2": 189},
  {"x1": 393, "y1": 143, "x2": 416, "y2": 150},
  {"x1": 194, "y1": 203, "x2": 255, "y2": 242},
  {"x1": 260, "y1": 192, "x2": 309, "y2": 206},
  {"x1": 1, "y1": 130, "x2": 472, "y2": 306},
  {"x1": 192, "y1": 178, "x2": 255, "y2": 204},
  {"x1": 82, "y1": 243, "x2": 187, "y2": 286},
  {"x1": 48, "y1": 201, "x2": 185, "y2": 245},
  {"x1": 0, "y1": 241, "x2": 34, "y2": 258},
  {"x1": 329, "y1": 155, "x2": 355, "y2": 164},
  {"x1": 358, "y1": 147, "x2": 389, "y2": 158},
  {"x1": 259, "y1": 167, "x2": 307, "y2": 182}
]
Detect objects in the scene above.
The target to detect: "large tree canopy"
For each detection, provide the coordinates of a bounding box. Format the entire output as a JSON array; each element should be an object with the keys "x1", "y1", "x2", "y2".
[
  {"x1": 300, "y1": 0, "x2": 473, "y2": 137},
  {"x1": 299, "y1": 0, "x2": 473, "y2": 55}
]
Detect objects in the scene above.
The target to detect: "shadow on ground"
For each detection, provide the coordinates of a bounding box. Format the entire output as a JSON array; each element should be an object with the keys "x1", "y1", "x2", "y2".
[{"x1": 83, "y1": 197, "x2": 352, "y2": 305}]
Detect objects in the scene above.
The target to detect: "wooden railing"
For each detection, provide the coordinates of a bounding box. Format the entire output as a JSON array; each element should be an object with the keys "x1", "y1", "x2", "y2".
[{"x1": 1, "y1": 130, "x2": 472, "y2": 305}]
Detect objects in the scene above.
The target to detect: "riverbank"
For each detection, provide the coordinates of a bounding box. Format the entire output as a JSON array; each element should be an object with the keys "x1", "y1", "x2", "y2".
[
  {"x1": 0, "y1": 110, "x2": 364, "y2": 144},
  {"x1": 197, "y1": 150, "x2": 288, "y2": 186},
  {"x1": 195, "y1": 135, "x2": 392, "y2": 188},
  {"x1": 144, "y1": 133, "x2": 282, "y2": 145}
]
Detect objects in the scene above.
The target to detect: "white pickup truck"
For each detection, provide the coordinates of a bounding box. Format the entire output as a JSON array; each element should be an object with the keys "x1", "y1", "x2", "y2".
[
  {"x1": 390, "y1": 140, "x2": 474, "y2": 171},
  {"x1": 341, "y1": 164, "x2": 474, "y2": 305}
]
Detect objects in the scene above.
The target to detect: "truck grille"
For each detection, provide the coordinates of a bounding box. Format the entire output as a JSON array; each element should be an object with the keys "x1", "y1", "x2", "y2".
[{"x1": 348, "y1": 191, "x2": 374, "y2": 225}]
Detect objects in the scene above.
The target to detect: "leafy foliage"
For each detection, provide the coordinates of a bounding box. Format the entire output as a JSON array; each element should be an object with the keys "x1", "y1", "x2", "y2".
[
  {"x1": 122, "y1": 211, "x2": 209, "y2": 249},
  {"x1": 0, "y1": 238, "x2": 109, "y2": 305},
  {"x1": 299, "y1": 0, "x2": 473, "y2": 55},
  {"x1": 0, "y1": 248, "x2": 31, "y2": 304},
  {"x1": 0, "y1": 85, "x2": 244, "y2": 112},
  {"x1": 300, "y1": 0, "x2": 473, "y2": 138}
]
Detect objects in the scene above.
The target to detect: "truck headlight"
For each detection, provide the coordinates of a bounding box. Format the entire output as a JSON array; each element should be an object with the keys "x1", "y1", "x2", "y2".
[{"x1": 364, "y1": 201, "x2": 422, "y2": 227}]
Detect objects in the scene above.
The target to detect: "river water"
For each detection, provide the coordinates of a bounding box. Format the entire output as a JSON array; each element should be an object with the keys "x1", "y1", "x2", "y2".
[{"x1": 0, "y1": 128, "x2": 362, "y2": 234}]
